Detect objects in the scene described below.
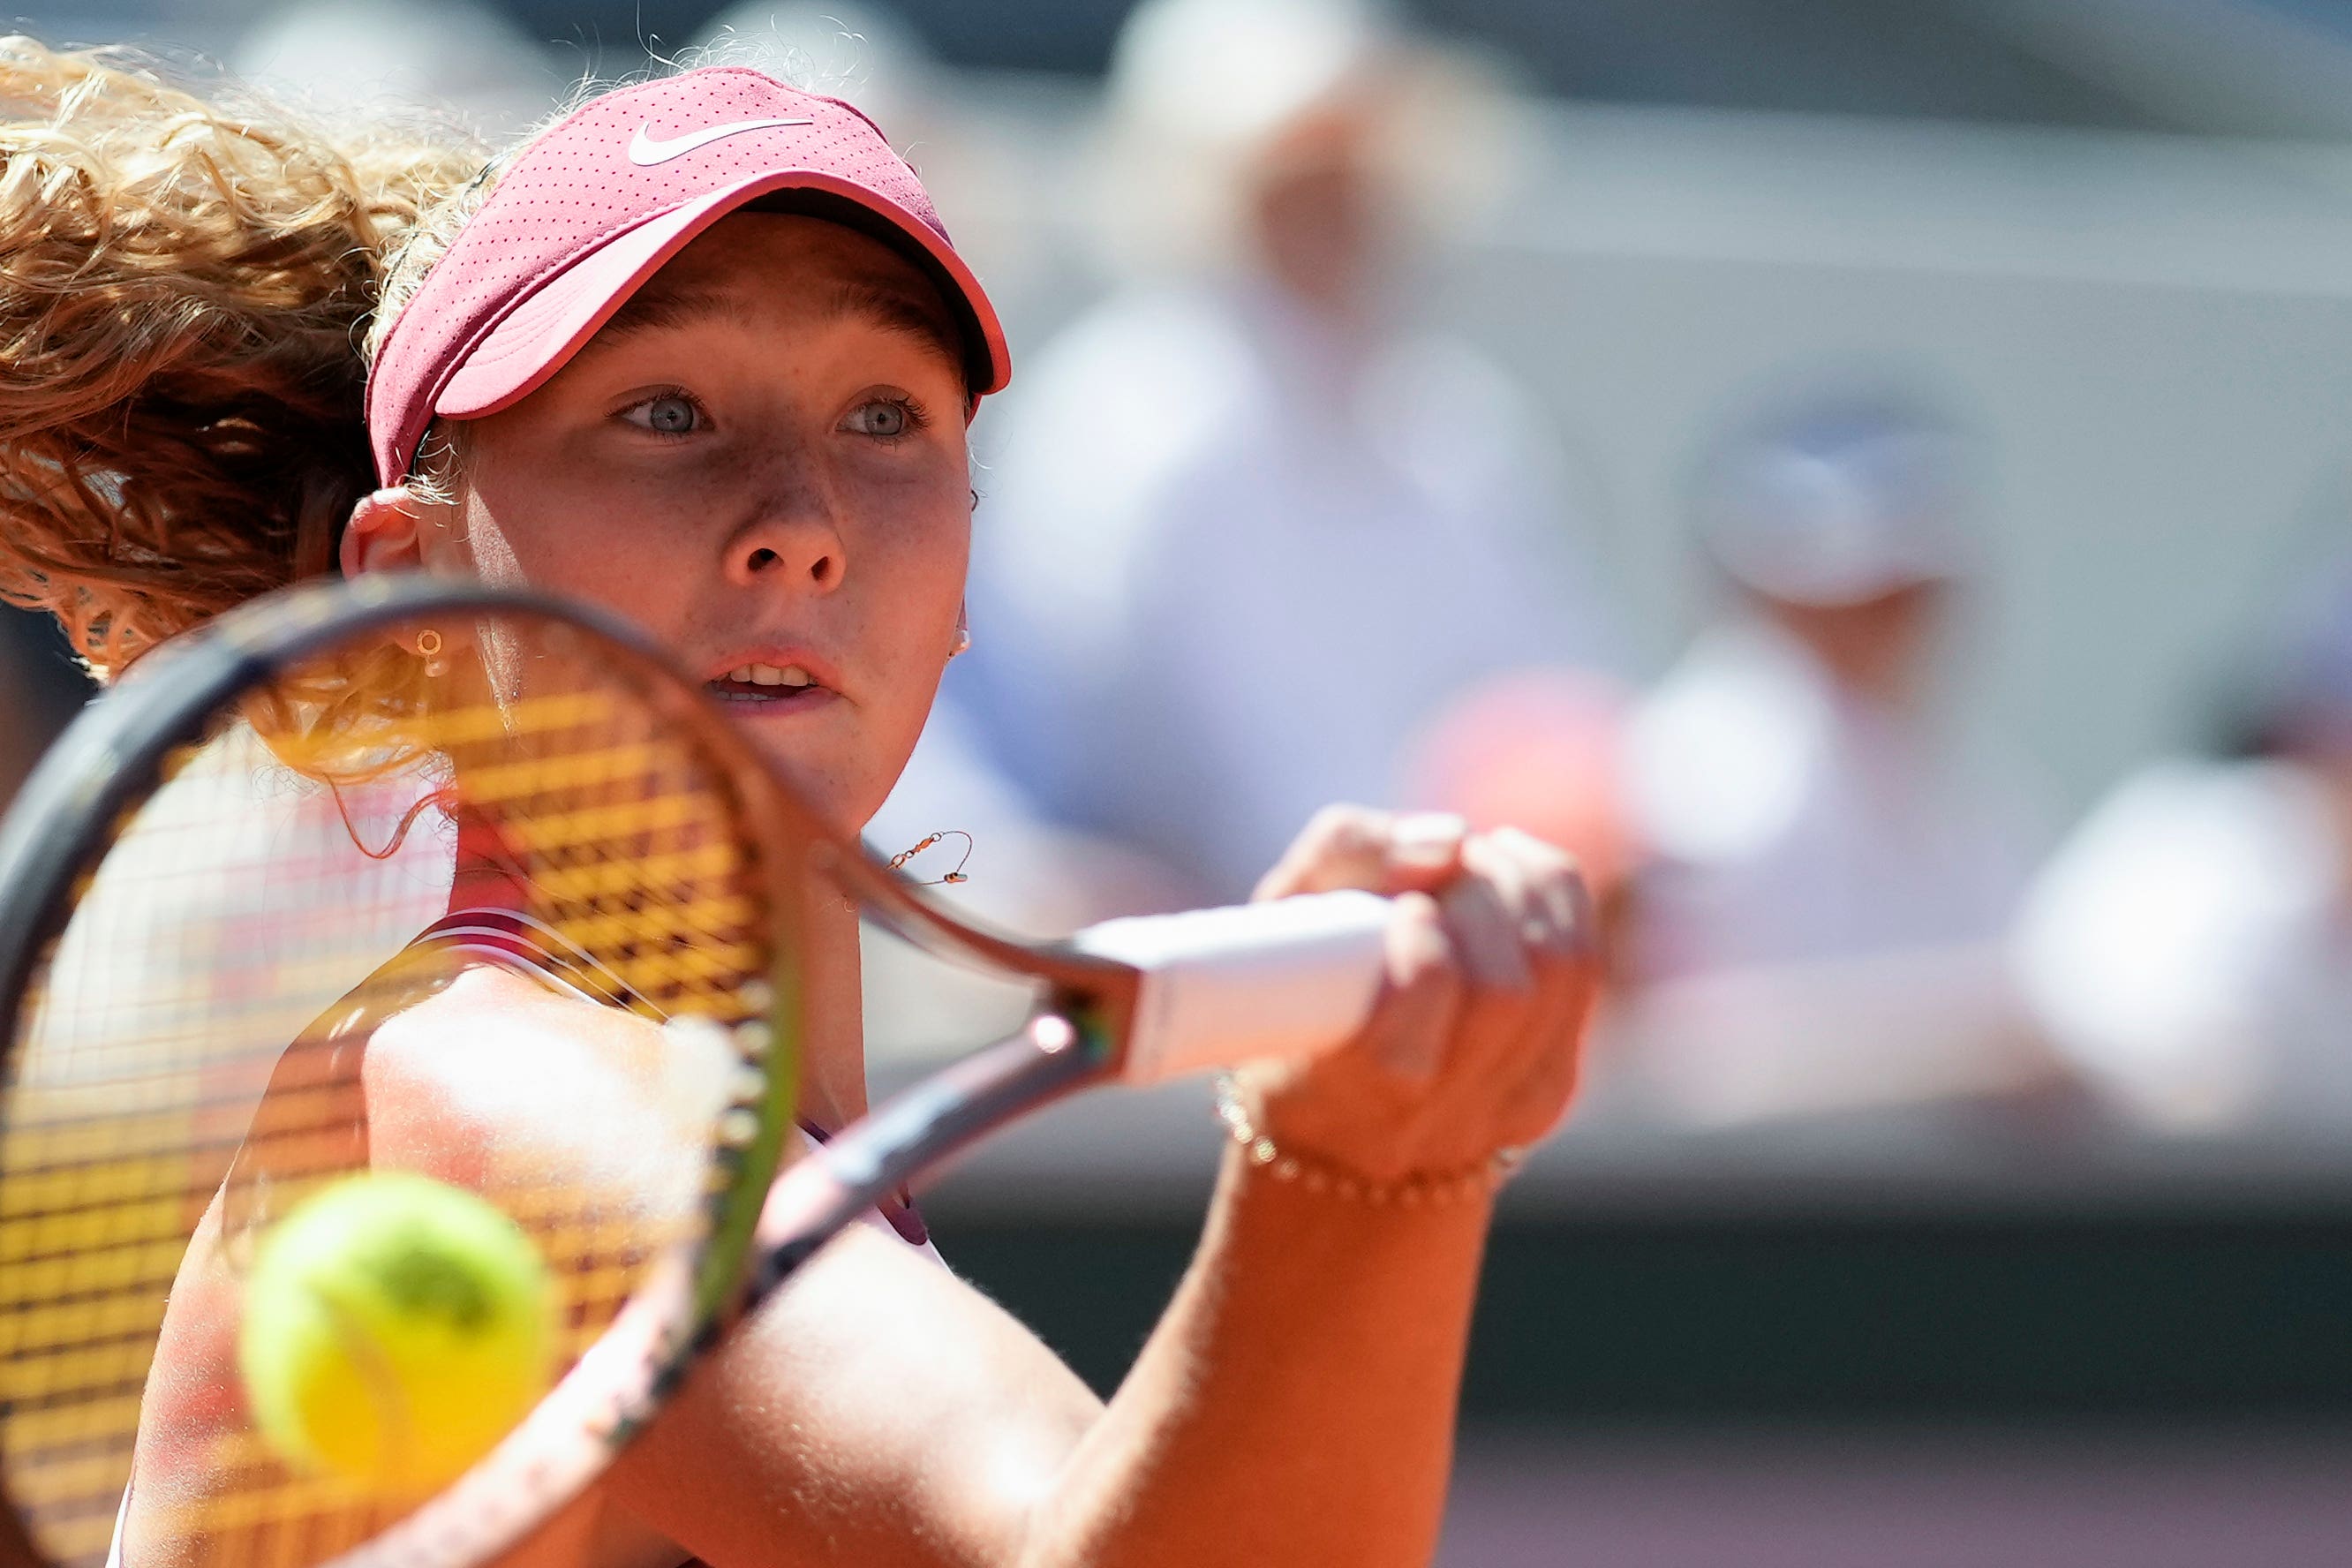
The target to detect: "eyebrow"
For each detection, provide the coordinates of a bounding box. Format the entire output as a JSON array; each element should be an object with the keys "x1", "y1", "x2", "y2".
[
  {"x1": 591, "y1": 275, "x2": 966, "y2": 381},
  {"x1": 822, "y1": 279, "x2": 963, "y2": 373},
  {"x1": 595, "y1": 283, "x2": 759, "y2": 340}
]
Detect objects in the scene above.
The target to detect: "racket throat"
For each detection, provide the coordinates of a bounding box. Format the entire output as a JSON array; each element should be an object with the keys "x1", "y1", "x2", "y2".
[{"x1": 744, "y1": 1014, "x2": 1108, "y2": 1295}]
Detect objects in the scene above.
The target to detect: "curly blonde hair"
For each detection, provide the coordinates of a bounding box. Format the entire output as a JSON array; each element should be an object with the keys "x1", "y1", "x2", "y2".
[{"x1": 0, "y1": 37, "x2": 491, "y2": 678}]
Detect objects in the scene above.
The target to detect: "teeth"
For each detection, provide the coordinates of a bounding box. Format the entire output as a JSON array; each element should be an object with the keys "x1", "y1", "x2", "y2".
[{"x1": 726, "y1": 663, "x2": 818, "y2": 690}]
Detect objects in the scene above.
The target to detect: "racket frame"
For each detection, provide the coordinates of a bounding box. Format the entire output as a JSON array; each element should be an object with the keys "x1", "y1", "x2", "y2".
[
  {"x1": 0, "y1": 575, "x2": 810, "y2": 1568},
  {"x1": 0, "y1": 574, "x2": 1158, "y2": 1568}
]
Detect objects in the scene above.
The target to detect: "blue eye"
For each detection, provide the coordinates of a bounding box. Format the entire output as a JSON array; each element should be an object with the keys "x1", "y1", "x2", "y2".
[
  {"x1": 626, "y1": 393, "x2": 702, "y2": 434},
  {"x1": 847, "y1": 398, "x2": 914, "y2": 438}
]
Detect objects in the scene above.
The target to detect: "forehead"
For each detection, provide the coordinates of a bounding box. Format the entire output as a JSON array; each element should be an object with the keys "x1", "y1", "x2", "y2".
[{"x1": 588, "y1": 212, "x2": 963, "y2": 373}]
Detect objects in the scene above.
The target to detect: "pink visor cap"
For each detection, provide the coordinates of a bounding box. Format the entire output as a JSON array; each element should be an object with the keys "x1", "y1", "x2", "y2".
[{"x1": 365, "y1": 66, "x2": 1010, "y2": 486}]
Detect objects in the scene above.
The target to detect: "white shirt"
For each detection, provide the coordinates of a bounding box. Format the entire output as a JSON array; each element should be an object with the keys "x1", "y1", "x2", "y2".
[
  {"x1": 2015, "y1": 756, "x2": 2352, "y2": 1130},
  {"x1": 1625, "y1": 620, "x2": 2041, "y2": 977},
  {"x1": 958, "y1": 283, "x2": 1617, "y2": 900},
  {"x1": 1611, "y1": 621, "x2": 2049, "y2": 1121}
]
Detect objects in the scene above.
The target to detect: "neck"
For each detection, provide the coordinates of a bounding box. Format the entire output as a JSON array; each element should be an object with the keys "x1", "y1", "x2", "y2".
[{"x1": 795, "y1": 888, "x2": 870, "y2": 1132}]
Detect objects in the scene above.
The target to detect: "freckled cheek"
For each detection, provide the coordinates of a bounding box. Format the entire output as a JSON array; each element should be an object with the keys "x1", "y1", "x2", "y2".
[
  {"x1": 470, "y1": 475, "x2": 727, "y2": 616},
  {"x1": 850, "y1": 497, "x2": 969, "y2": 646},
  {"x1": 840, "y1": 497, "x2": 965, "y2": 772}
]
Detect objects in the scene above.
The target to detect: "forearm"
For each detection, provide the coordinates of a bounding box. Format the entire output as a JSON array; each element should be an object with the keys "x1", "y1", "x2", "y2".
[
  {"x1": 1018, "y1": 1146, "x2": 1490, "y2": 1568},
  {"x1": 604, "y1": 813, "x2": 1579, "y2": 1568}
]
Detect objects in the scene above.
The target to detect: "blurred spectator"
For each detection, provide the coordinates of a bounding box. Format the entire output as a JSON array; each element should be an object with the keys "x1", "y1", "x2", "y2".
[
  {"x1": 1614, "y1": 390, "x2": 2056, "y2": 1123},
  {"x1": 235, "y1": 0, "x2": 560, "y2": 139},
  {"x1": 954, "y1": 0, "x2": 1618, "y2": 903},
  {"x1": 2017, "y1": 566, "x2": 2352, "y2": 1134}
]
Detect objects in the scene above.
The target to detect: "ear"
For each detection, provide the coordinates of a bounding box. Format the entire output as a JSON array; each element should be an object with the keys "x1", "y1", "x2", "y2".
[{"x1": 342, "y1": 486, "x2": 430, "y2": 577}]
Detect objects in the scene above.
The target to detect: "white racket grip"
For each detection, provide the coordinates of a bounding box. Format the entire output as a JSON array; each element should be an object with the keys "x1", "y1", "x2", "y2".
[{"x1": 1070, "y1": 889, "x2": 1395, "y2": 1086}]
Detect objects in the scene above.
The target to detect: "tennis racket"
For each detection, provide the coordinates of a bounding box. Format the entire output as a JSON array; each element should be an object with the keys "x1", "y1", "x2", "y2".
[{"x1": 0, "y1": 574, "x2": 1394, "y2": 1568}]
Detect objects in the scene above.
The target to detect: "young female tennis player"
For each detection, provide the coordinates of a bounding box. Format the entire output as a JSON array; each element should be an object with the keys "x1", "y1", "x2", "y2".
[{"x1": 0, "y1": 41, "x2": 1592, "y2": 1568}]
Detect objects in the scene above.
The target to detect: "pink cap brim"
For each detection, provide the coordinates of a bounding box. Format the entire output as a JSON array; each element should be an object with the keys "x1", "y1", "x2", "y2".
[{"x1": 433, "y1": 169, "x2": 1010, "y2": 422}]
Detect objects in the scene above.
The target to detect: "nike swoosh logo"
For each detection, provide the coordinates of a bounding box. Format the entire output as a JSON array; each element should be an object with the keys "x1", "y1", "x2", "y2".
[{"x1": 628, "y1": 117, "x2": 813, "y2": 167}]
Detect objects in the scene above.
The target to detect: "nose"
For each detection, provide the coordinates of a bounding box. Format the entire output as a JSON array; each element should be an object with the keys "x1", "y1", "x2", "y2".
[{"x1": 723, "y1": 492, "x2": 845, "y2": 592}]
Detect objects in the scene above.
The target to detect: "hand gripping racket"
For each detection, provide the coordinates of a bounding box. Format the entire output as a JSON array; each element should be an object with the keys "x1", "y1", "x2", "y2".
[{"x1": 0, "y1": 576, "x2": 1394, "y2": 1568}]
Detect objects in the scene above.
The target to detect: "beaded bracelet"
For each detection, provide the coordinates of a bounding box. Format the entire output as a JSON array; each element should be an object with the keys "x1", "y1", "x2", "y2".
[{"x1": 1211, "y1": 1073, "x2": 1527, "y2": 1207}]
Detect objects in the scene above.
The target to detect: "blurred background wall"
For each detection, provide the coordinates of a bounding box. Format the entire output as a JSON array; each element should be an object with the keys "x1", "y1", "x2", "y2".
[
  {"x1": 19, "y1": 0, "x2": 2344, "y2": 1103},
  {"x1": 14, "y1": 0, "x2": 2352, "y2": 806}
]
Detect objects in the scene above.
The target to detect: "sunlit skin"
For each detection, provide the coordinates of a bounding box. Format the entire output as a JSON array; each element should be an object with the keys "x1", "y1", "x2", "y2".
[
  {"x1": 125, "y1": 208, "x2": 1600, "y2": 1568},
  {"x1": 350, "y1": 214, "x2": 973, "y2": 832}
]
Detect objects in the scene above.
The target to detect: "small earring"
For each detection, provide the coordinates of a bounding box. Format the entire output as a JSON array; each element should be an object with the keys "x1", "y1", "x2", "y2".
[
  {"x1": 949, "y1": 605, "x2": 971, "y2": 658},
  {"x1": 969, "y1": 486, "x2": 981, "y2": 511},
  {"x1": 414, "y1": 627, "x2": 448, "y2": 678},
  {"x1": 889, "y1": 829, "x2": 973, "y2": 886}
]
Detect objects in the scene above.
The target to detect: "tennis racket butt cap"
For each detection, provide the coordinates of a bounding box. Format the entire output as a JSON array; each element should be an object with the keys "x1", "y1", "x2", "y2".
[{"x1": 1070, "y1": 889, "x2": 1394, "y2": 1086}]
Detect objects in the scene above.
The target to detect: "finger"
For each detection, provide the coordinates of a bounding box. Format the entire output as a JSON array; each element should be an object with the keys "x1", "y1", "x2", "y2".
[
  {"x1": 1442, "y1": 837, "x2": 1536, "y2": 992},
  {"x1": 1253, "y1": 805, "x2": 1393, "y2": 901},
  {"x1": 1357, "y1": 891, "x2": 1460, "y2": 1082},
  {"x1": 1253, "y1": 807, "x2": 1466, "y2": 901},
  {"x1": 1514, "y1": 837, "x2": 1602, "y2": 1078},
  {"x1": 1443, "y1": 833, "x2": 1589, "y2": 1142},
  {"x1": 1487, "y1": 828, "x2": 1591, "y2": 963},
  {"x1": 1519, "y1": 913, "x2": 1599, "y2": 1089},
  {"x1": 1497, "y1": 883, "x2": 1601, "y2": 1141},
  {"x1": 1422, "y1": 865, "x2": 1547, "y2": 1121}
]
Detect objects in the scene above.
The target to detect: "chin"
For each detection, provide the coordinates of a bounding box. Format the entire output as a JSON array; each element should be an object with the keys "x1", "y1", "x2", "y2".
[{"x1": 739, "y1": 742, "x2": 886, "y2": 837}]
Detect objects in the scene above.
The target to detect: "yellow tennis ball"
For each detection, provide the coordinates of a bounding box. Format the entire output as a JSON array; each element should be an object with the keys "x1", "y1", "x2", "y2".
[{"x1": 238, "y1": 1171, "x2": 554, "y2": 1495}]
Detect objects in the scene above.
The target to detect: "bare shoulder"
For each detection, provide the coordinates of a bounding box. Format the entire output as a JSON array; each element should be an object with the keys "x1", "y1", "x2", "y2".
[{"x1": 359, "y1": 964, "x2": 733, "y2": 1211}]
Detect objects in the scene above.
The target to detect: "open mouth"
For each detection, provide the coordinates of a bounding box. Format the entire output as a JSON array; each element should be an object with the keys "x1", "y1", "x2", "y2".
[{"x1": 705, "y1": 661, "x2": 833, "y2": 709}]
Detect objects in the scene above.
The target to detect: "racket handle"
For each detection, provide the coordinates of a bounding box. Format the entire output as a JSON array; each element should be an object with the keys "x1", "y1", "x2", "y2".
[{"x1": 1070, "y1": 889, "x2": 1395, "y2": 1086}]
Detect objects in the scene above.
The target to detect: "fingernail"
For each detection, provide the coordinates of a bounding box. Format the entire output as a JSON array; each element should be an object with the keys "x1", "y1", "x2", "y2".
[{"x1": 1393, "y1": 811, "x2": 1466, "y2": 864}]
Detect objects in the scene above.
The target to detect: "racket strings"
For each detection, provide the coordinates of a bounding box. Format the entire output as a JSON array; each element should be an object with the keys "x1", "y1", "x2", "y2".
[
  {"x1": 447, "y1": 702, "x2": 762, "y2": 1022},
  {"x1": 0, "y1": 617, "x2": 788, "y2": 1568}
]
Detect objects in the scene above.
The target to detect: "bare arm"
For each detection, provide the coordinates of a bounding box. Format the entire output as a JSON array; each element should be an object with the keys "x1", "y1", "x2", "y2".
[
  {"x1": 610, "y1": 812, "x2": 1592, "y2": 1568},
  {"x1": 1015, "y1": 1153, "x2": 1491, "y2": 1567}
]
